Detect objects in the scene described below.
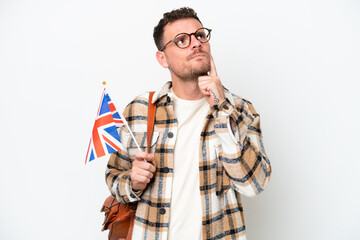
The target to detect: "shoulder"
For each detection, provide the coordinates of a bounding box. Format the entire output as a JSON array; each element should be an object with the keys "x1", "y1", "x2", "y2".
[
  {"x1": 122, "y1": 92, "x2": 152, "y2": 121},
  {"x1": 122, "y1": 82, "x2": 172, "y2": 120}
]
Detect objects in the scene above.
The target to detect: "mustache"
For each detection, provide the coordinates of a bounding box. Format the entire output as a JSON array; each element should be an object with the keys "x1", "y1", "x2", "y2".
[{"x1": 187, "y1": 50, "x2": 208, "y2": 60}]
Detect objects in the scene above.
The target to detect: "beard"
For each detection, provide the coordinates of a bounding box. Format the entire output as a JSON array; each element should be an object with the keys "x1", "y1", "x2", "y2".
[
  {"x1": 189, "y1": 61, "x2": 210, "y2": 79},
  {"x1": 169, "y1": 51, "x2": 210, "y2": 81}
]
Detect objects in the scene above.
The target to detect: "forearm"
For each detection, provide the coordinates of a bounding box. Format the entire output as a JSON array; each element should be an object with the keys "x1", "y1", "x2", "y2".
[{"x1": 213, "y1": 98, "x2": 271, "y2": 197}]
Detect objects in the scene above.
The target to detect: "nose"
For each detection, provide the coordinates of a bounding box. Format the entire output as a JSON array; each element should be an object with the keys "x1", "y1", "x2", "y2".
[{"x1": 190, "y1": 34, "x2": 202, "y2": 49}]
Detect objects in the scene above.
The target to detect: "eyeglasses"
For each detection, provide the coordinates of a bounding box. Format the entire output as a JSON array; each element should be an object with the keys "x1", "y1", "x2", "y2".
[{"x1": 160, "y1": 27, "x2": 212, "y2": 51}]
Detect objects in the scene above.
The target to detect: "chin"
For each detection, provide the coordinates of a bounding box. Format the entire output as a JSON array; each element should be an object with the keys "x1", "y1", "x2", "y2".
[
  {"x1": 192, "y1": 64, "x2": 210, "y2": 77},
  {"x1": 171, "y1": 61, "x2": 210, "y2": 80},
  {"x1": 195, "y1": 70, "x2": 209, "y2": 77}
]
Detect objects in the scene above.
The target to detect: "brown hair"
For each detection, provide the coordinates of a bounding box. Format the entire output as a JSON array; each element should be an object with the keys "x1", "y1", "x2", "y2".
[{"x1": 153, "y1": 7, "x2": 202, "y2": 51}]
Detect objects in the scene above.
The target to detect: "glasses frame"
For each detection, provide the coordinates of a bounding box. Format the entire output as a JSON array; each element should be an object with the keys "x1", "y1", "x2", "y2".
[{"x1": 159, "y1": 27, "x2": 212, "y2": 51}]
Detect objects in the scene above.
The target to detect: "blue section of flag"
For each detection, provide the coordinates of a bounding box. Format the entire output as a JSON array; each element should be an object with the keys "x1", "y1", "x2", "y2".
[
  {"x1": 105, "y1": 142, "x2": 115, "y2": 154},
  {"x1": 104, "y1": 125, "x2": 121, "y2": 142},
  {"x1": 89, "y1": 150, "x2": 95, "y2": 161},
  {"x1": 112, "y1": 112, "x2": 121, "y2": 119},
  {"x1": 99, "y1": 94, "x2": 111, "y2": 115}
]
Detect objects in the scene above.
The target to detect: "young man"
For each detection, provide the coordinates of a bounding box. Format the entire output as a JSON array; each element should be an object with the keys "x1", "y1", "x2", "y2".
[{"x1": 106, "y1": 7, "x2": 271, "y2": 240}]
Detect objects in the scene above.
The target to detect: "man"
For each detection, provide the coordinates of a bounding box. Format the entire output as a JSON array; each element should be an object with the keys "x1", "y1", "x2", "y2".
[{"x1": 106, "y1": 7, "x2": 271, "y2": 240}]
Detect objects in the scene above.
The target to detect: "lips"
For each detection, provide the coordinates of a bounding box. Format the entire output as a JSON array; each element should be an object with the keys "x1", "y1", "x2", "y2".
[
  {"x1": 192, "y1": 54, "x2": 205, "y2": 59},
  {"x1": 188, "y1": 52, "x2": 207, "y2": 60}
]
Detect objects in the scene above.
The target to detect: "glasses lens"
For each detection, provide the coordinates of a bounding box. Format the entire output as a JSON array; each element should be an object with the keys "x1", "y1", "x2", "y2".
[
  {"x1": 195, "y1": 28, "x2": 210, "y2": 43},
  {"x1": 174, "y1": 34, "x2": 190, "y2": 48}
]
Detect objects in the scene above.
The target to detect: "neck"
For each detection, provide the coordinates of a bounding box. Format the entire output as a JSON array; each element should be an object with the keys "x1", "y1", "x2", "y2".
[{"x1": 171, "y1": 77, "x2": 203, "y2": 100}]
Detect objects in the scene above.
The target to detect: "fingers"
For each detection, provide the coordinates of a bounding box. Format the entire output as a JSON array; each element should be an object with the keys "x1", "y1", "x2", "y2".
[
  {"x1": 209, "y1": 54, "x2": 217, "y2": 77},
  {"x1": 130, "y1": 165, "x2": 155, "y2": 190},
  {"x1": 133, "y1": 167, "x2": 154, "y2": 181},
  {"x1": 197, "y1": 55, "x2": 225, "y2": 106},
  {"x1": 198, "y1": 76, "x2": 221, "y2": 95},
  {"x1": 134, "y1": 152, "x2": 156, "y2": 172},
  {"x1": 198, "y1": 77, "x2": 225, "y2": 106},
  {"x1": 131, "y1": 151, "x2": 156, "y2": 191},
  {"x1": 135, "y1": 151, "x2": 154, "y2": 162},
  {"x1": 198, "y1": 78, "x2": 212, "y2": 96}
]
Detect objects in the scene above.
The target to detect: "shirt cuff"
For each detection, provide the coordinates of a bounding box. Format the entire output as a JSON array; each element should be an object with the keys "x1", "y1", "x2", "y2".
[
  {"x1": 125, "y1": 173, "x2": 143, "y2": 201},
  {"x1": 211, "y1": 98, "x2": 233, "y2": 115},
  {"x1": 211, "y1": 98, "x2": 238, "y2": 144}
]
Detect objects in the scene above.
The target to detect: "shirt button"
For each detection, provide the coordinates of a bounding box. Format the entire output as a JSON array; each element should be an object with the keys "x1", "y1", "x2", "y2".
[
  {"x1": 159, "y1": 208, "x2": 166, "y2": 215},
  {"x1": 167, "y1": 132, "x2": 174, "y2": 138},
  {"x1": 163, "y1": 167, "x2": 169, "y2": 173}
]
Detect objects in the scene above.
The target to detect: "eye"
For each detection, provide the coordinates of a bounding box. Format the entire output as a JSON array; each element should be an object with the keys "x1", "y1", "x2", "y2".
[
  {"x1": 176, "y1": 39, "x2": 184, "y2": 45},
  {"x1": 196, "y1": 32, "x2": 206, "y2": 40},
  {"x1": 174, "y1": 35, "x2": 188, "y2": 46}
]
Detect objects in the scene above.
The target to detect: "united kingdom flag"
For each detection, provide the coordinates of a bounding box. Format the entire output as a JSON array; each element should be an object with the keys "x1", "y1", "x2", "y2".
[{"x1": 85, "y1": 88, "x2": 125, "y2": 164}]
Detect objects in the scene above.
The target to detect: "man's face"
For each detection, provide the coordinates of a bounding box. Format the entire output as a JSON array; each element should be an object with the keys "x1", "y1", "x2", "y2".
[{"x1": 160, "y1": 18, "x2": 211, "y2": 81}]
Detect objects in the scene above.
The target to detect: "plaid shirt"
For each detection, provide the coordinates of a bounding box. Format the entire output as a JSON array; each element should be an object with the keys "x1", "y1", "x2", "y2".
[{"x1": 106, "y1": 81, "x2": 271, "y2": 240}]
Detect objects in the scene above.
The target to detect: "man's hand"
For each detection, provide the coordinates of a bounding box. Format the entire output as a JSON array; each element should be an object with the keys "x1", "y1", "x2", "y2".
[
  {"x1": 198, "y1": 55, "x2": 225, "y2": 106},
  {"x1": 130, "y1": 151, "x2": 156, "y2": 191}
]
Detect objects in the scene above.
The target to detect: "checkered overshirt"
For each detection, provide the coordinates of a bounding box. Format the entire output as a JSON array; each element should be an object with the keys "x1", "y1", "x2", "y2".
[{"x1": 106, "y1": 81, "x2": 271, "y2": 240}]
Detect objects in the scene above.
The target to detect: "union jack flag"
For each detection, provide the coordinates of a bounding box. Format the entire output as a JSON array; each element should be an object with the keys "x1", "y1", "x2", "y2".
[{"x1": 85, "y1": 88, "x2": 125, "y2": 164}]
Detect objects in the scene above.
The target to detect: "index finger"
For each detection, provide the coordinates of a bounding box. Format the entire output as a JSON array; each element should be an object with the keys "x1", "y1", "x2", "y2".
[
  {"x1": 209, "y1": 54, "x2": 218, "y2": 77},
  {"x1": 135, "y1": 151, "x2": 154, "y2": 162}
]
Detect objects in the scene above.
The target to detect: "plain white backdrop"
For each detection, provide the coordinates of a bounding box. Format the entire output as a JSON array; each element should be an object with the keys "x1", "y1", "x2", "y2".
[{"x1": 1, "y1": 0, "x2": 359, "y2": 239}]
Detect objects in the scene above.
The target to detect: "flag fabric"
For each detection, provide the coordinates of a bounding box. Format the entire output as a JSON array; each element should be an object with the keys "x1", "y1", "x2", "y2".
[{"x1": 85, "y1": 88, "x2": 125, "y2": 164}]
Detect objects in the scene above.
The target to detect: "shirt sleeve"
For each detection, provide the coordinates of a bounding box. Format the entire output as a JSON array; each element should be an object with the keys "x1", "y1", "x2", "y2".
[{"x1": 211, "y1": 97, "x2": 271, "y2": 197}]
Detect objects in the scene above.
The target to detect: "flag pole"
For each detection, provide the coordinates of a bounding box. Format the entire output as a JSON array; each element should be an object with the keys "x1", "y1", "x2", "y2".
[{"x1": 102, "y1": 81, "x2": 142, "y2": 152}]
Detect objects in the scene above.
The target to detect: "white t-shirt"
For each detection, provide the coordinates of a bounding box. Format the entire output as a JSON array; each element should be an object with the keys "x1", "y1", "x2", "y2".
[{"x1": 167, "y1": 92, "x2": 210, "y2": 240}]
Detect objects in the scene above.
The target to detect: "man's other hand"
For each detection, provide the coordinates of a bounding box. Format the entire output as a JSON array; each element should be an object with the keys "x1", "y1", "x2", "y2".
[{"x1": 130, "y1": 151, "x2": 156, "y2": 191}]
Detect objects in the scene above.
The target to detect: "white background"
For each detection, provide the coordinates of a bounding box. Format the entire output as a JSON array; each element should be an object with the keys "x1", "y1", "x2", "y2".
[{"x1": 1, "y1": 0, "x2": 359, "y2": 239}]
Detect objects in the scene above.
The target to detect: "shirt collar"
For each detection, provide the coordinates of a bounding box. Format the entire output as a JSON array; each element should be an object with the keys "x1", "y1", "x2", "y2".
[{"x1": 151, "y1": 81, "x2": 173, "y2": 104}]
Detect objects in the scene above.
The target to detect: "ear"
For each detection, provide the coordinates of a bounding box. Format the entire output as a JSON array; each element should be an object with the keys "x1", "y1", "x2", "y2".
[{"x1": 156, "y1": 51, "x2": 169, "y2": 68}]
